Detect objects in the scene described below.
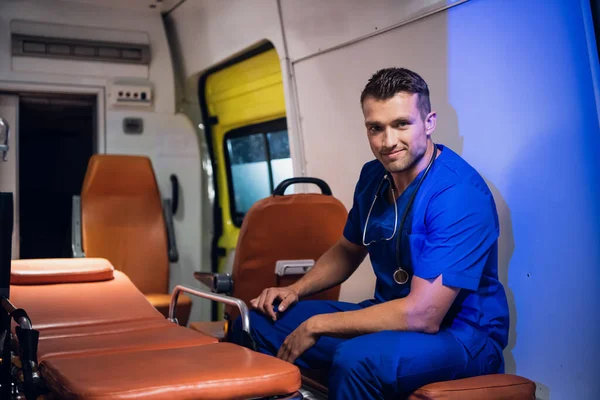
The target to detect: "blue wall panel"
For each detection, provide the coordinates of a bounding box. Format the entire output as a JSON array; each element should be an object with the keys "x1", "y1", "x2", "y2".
[{"x1": 448, "y1": 1, "x2": 600, "y2": 398}]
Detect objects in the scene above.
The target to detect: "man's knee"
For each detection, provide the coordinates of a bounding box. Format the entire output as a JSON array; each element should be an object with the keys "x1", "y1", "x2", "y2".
[{"x1": 331, "y1": 337, "x2": 394, "y2": 384}]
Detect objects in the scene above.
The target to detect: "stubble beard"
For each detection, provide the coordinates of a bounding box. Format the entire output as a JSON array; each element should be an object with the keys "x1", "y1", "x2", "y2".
[{"x1": 384, "y1": 147, "x2": 425, "y2": 174}]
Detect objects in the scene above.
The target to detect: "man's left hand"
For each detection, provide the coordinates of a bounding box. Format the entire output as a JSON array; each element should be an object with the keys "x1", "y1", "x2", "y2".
[{"x1": 277, "y1": 318, "x2": 319, "y2": 364}]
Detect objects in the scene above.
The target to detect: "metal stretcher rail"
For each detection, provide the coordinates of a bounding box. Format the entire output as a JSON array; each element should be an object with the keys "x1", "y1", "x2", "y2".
[
  {"x1": 170, "y1": 284, "x2": 258, "y2": 351},
  {"x1": 169, "y1": 285, "x2": 251, "y2": 333}
]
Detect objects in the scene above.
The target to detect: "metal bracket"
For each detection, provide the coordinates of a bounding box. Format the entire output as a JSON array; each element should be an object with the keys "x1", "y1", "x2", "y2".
[
  {"x1": 71, "y1": 196, "x2": 85, "y2": 258},
  {"x1": 0, "y1": 118, "x2": 9, "y2": 162}
]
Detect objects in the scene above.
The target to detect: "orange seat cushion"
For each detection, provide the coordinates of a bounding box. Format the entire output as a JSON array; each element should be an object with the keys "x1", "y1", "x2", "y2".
[
  {"x1": 36, "y1": 319, "x2": 170, "y2": 340},
  {"x1": 408, "y1": 374, "x2": 536, "y2": 400},
  {"x1": 11, "y1": 258, "x2": 114, "y2": 285},
  {"x1": 38, "y1": 320, "x2": 217, "y2": 361},
  {"x1": 40, "y1": 343, "x2": 301, "y2": 400}
]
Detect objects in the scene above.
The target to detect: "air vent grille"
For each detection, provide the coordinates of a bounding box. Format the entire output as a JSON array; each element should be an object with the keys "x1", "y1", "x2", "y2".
[{"x1": 12, "y1": 34, "x2": 150, "y2": 65}]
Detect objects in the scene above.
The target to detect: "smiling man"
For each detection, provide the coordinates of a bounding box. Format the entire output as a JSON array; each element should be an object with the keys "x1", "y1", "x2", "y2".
[{"x1": 232, "y1": 67, "x2": 510, "y2": 399}]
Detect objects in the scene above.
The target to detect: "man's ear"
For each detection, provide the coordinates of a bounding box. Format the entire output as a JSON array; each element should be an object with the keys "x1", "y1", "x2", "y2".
[{"x1": 425, "y1": 112, "x2": 437, "y2": 135}]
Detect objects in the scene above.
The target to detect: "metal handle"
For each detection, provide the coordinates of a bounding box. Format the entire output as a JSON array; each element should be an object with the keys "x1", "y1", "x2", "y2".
[
  {"x1": 170, "y1": 174, "x2": 179, "y2": 215},
  {"x1": 163, "y1": 198, "x2": 179, "y2": 263},
  {"x1": 1, "y1": 297, "x2": 32, "y2": 330},
  {"x1": 0, "y1": 118, "x2": 9, "y2": 162},
  {"x1": 169, "y1": 285, "x2": 250, "y2": 334}
]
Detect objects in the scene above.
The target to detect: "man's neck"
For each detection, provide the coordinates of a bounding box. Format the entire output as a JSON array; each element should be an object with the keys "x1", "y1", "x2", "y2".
[{"x1": 390, "y1": 141, "x2": 436, "y2": 196}]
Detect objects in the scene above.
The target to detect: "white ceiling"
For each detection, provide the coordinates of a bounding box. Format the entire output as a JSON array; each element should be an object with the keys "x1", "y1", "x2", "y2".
[{"x1": 49, "y1": 0, "x2": 183, "y2": 13}]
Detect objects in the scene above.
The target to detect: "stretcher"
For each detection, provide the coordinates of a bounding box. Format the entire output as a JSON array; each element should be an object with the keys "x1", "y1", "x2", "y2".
[{"x1": 3, "y1": 256, "x2": 302, "y2": 400}]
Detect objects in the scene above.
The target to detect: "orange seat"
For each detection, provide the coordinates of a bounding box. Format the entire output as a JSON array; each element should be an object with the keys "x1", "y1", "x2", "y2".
[
  {"x1": 408, "y1": 374, "x2": 536, "y2": 399},
  {"x1": 80, "y1": 155, "x2": 191, "y2": 325},
  {"x1": 191, "y1": 177, "x2": 348, "y2": 335},
  {"x1": 301, "y1": 368, "x2": 536, "y2": 399}
]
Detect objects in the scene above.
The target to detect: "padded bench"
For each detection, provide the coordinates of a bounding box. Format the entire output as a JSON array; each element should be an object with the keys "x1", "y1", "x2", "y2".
[{"x1": 301, "y1": 367, "x2": 535, "y2": 399}]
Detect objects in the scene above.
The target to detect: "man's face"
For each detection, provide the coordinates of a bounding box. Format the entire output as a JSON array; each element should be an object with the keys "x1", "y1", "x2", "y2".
[{"x1": 362, "y1": 92, "x2": 435, "y2": 173}]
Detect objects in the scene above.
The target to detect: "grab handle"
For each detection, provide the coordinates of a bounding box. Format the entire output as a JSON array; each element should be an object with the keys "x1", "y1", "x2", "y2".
[
  {"x1": 170, "y1": 174, "x2": 179, "y2": 215},
  {"x1": 273, "y1": 177, "x2": 332, "y2": 196}
]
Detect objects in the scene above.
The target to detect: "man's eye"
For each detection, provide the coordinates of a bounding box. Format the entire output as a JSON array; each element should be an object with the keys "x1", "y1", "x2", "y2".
[{"x1": 369, "y1": 126, "x2": 383, "y2": 133}]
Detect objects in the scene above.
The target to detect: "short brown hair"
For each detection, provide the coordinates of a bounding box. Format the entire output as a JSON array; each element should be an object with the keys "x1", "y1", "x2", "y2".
[{"x1": 360, "y1": 68, "x2": 431, "y2": 120}]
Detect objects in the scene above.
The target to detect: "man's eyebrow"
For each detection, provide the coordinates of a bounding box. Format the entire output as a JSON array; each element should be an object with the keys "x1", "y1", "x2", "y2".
[
  {"x1": 391, "y1": 117, "x2": 413, "y2": 124},
  {"x1": 365, "y1": 117, "x2": 413, "y2": 126}
]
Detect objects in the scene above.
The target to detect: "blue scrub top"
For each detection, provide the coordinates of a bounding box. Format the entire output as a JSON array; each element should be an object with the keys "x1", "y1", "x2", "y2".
[{"x1": 343, "y1": 144, "x2": 509, "y2": 357}]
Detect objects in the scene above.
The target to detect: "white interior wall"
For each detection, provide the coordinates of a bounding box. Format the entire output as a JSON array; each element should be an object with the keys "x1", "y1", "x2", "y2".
[
  {"x1": 281, "y1": 0, "x2": 465, "y2": 62},
  {"x1": 0, "y1": 0, "x2": 205, "y2": 323}
]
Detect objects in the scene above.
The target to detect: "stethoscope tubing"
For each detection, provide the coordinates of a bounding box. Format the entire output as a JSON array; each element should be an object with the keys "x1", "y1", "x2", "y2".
[{"x1": 362, "y1": 143, "x2": 438, "y2": 284}]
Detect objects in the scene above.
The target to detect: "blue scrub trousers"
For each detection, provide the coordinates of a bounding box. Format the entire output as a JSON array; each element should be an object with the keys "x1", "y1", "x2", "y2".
[{"x1": 232, "y1": 300, "x2": 504, "y2": 399}]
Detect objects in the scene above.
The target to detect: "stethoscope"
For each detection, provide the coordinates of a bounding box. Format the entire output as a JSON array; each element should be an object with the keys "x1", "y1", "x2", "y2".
[{"x1": 362, "y1": 143, "x2": 438, "y2": 285}]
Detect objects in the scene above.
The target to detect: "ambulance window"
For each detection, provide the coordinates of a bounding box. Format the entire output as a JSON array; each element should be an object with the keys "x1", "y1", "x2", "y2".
[{"x1": 224, "y1": 119, "x2": 292, "y2": 226}]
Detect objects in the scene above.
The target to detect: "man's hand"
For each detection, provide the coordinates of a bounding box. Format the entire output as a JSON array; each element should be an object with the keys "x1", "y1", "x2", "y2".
[
  {"x1": 250, "y1": 286, "x2": 299, "y2": 320},
  {"x1": 277, "y1": 319, "x2": 319, "y2": 364}
]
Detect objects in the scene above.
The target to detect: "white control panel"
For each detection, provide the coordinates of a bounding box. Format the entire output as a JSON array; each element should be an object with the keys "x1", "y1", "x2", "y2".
[{"x1": 108, "y1": 81, "x2": 153, "y2": 108}]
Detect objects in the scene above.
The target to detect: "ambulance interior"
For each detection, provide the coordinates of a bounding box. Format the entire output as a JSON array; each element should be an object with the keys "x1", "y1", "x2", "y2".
[{"x1": 0, "y1": 0, "x2": 598, "y2": 399}]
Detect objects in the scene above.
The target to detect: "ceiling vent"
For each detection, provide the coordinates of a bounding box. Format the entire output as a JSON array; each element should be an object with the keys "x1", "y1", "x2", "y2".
[{"x1": 11, "y1": 34, "x2": 150, "y2": 65}]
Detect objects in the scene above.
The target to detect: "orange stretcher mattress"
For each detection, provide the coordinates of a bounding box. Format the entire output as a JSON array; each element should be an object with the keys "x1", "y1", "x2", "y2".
[{"x1": 9, "y1": 258, "x2": 302, "y2": 399}]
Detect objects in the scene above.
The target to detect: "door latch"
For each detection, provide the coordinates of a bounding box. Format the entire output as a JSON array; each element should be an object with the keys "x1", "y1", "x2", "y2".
[{"x1": 0, "y1": 118, "x2": 9, "y2": 162}]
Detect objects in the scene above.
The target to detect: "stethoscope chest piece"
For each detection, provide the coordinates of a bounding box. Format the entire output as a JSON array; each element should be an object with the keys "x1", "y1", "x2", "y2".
[{"x1": 393, "y1": 268, "x2": 409, "y2": 285}]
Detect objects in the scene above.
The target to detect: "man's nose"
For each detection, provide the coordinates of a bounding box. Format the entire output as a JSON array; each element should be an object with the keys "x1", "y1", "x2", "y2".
[{"x1": 382, "y1": 127, "x2": 396, "y2": 149}]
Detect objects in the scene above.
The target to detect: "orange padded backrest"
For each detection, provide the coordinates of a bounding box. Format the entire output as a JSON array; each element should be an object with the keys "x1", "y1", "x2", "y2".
[
  {"x1": 227, "y1": 193, "x2": 348, "y2": 321},
  {"x1": 81, "y1": 155, "x2": 168, "y2": 295}
]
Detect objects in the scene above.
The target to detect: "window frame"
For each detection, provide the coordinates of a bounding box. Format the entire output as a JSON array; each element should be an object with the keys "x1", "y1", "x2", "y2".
[{"x1": 223, "y1": 117, "x2": 288, "y2": 227}]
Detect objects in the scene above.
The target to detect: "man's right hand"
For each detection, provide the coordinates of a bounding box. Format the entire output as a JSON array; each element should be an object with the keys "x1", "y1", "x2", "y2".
[{"x1": 250, "y1": 286, "x2": 299, "y2": 320}]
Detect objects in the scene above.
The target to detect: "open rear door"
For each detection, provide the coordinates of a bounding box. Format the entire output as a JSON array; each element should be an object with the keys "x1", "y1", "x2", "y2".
[
  {"x1": 0, "y1": 95, "x2": 19, "y2": 259},
  {"x1": 201, "y1": 45, "x2": 292, "y2": 319}
]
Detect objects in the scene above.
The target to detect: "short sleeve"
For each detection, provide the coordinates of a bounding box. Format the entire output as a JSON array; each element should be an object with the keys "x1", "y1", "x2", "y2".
[
  {"x1": 413, "y1": 184, "x2": 499, "y2": 291},
  {"x1": 342, "y1": 166, "x2": 368, "y2": 246}
]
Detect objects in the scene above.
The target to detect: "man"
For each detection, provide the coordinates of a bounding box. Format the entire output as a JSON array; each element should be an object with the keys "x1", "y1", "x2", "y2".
[{"x1": 232, "y1": 67, "x2": 510, "y2": 399}]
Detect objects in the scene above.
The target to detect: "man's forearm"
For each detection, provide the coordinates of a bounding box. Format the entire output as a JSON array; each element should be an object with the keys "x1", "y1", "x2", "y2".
[
  {"x1": 289, "y1": 239, "x2": 366, "y2": 298},
  {"x1": 307, "y1": 296, "x2": 439, "y2": 337},
  {"x1": 306, "y1": 274, "x2": 459, "y2": 338}
]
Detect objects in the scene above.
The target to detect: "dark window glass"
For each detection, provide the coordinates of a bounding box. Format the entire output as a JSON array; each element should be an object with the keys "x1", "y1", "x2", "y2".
[{"x1": 224, "y1": 119, "x2": 292, "y2": 226}]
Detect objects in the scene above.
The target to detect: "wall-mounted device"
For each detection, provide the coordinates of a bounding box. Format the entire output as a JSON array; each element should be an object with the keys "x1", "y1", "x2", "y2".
[
  {"x1": 123, "y1": 118, "x2": 144, "y2": 134},
  {"x1": 109, "y1": 79, "x2": 153, "y2": 108}
]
